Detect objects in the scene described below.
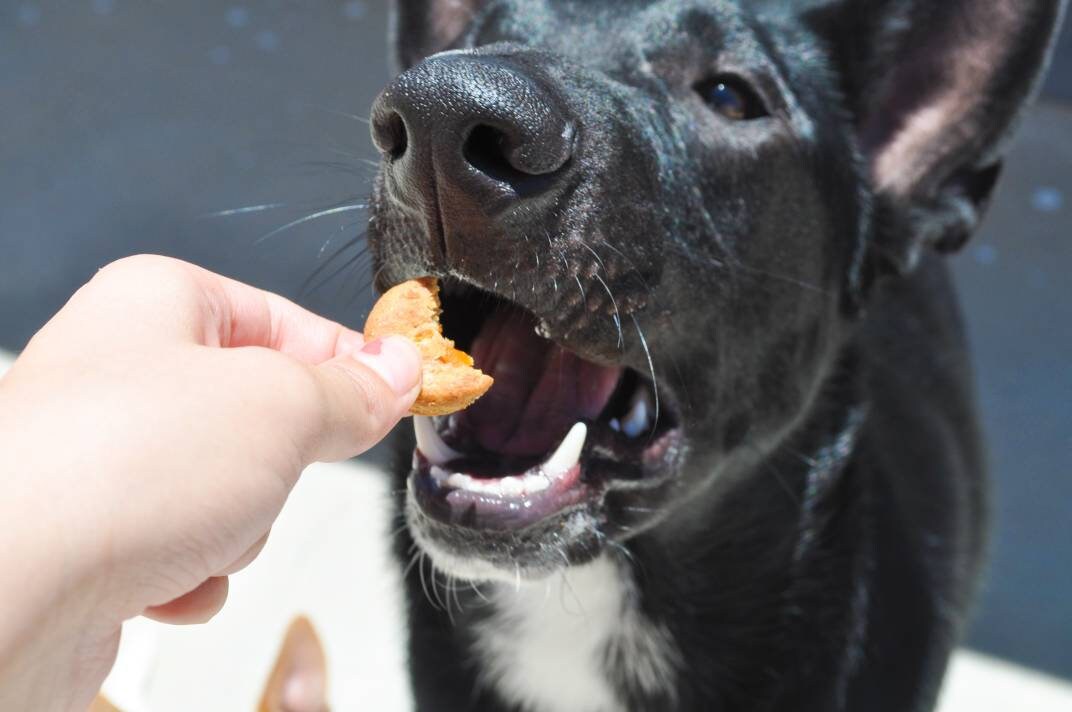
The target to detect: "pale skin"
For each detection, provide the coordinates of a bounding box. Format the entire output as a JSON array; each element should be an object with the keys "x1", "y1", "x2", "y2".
[{"x1": 0, "y1": 255, "x2": 422, "y2": 711}]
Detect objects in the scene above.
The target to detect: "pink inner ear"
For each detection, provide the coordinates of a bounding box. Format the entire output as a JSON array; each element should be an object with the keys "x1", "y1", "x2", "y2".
[
  {"x1": 427, "y1": 0, "x2": 483, "y2": 53},
  {"x1": 865, "y1": 0, "x2": 1024, "y2": 197}
]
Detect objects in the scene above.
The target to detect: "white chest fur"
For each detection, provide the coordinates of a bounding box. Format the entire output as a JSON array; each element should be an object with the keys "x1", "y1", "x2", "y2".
[{"x1": 471, "y1": 555, "x2": 679, "y2": 712}]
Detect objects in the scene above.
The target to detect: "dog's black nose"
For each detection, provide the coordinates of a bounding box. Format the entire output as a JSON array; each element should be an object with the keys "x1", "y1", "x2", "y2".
[{"x1": 370, "y1": 53, "x2": 574, "y2": 229}]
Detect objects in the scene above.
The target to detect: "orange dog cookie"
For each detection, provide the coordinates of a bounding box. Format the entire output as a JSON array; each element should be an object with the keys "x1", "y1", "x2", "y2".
[{"x1": 364, "y1": 277, "x2": 494, "y2": 416}]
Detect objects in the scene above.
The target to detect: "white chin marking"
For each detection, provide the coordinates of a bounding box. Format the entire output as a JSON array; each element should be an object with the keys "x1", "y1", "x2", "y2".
[
  {"x1": 404, "y1": 496, "x2": 680, "y2": 711},
  {"x1": 472, "y1": 555, "x2": 680, "y2": 712}
]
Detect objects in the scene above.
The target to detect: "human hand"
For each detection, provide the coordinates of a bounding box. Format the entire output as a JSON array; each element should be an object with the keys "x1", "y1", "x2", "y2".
[{"x1": 0, "y1": 255, "x2": 420, "y2": 710}]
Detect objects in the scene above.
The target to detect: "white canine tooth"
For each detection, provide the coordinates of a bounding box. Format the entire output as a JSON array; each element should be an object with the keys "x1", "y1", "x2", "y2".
[
  {"x1": 542, "y1": 422, "x2": 587, "y2": 478},
  {"x1": 413, "y1": 416, "x2": 462, "y2": 466},
  {"x1": 622, "y1": 389, "x2": 652, "y2": 439}
]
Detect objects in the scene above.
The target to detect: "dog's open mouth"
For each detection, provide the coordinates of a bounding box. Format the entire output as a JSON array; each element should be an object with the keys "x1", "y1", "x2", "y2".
[{"x1": 408, "y1": 280, "x2": 681, "y2": 532}]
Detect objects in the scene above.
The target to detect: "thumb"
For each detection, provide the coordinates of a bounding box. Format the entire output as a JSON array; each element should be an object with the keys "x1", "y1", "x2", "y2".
[{"x1": 306, "y1": 335, "x2": 422, "y2": 462}]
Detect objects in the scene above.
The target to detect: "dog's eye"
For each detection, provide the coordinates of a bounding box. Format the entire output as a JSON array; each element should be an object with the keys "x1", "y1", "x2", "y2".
[{"x1": 695, "y1": 76, "x2": 768, "y2": 121}]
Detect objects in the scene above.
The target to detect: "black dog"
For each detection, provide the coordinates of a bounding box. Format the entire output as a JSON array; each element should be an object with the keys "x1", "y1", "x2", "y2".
[{"x1": 365, "y1": 1, "x2": 1065, "y2": 710}]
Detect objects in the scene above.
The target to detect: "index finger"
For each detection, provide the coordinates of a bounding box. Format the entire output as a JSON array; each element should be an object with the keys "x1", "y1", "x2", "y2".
[
  {"x1": 83, "y1": 255, "x2": 367, "y2": 364},
  {"x1": 193, "y1": 262, "x2": 366, "y2": 364}
]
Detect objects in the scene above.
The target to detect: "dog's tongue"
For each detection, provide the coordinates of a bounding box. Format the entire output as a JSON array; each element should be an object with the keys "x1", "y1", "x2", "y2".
[{"x1": 465, "y1": 308, "x2": 622, "y2": 457}]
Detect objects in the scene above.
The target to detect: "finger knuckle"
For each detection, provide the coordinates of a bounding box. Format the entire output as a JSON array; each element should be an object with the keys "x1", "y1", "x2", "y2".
[{"x1": 90, "y1": 255, "x2": 198, "y2": 302}]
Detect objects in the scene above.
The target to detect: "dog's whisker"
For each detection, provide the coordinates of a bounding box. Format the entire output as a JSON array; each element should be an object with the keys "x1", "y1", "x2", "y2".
[
  {"x1": 631, "y1": 314, "x2": 661, "y2": 438},
  {"x1": 316, "y1": 220, "x2": 364, "y2": 259},
  {"x1": 341, "y1": 262, "x2": 380, "y2": 308},
  {"x1": 612, "y1": 542, "x2": 637, "y2": 567},
  {"x1": 578, "y1": 240, "x2": 625, "y2": 349},
  {"x1": 417, "y1": 552, "x2": 441, "y2": 611},
  {"x1": 661, "y1": 241, "x2": 727, "y2": 271},
  {"x1": 451, "y1": 574, "x2": 465, "y2": 617},
  {"x1": 734, "y1": 263, "x2": 831, "y2": 297},
  {"x1": 297, "y1": 159, "x2": 378, "y2": 179},
  {"x1": 558, "y1": 567, "x2": 587, "y2": 619},
  {"x1": 300, "y1": 102, "x2": 372, "y2": 125},
  {"x1": 761, "y1": 458, "x2": 802, "y2": 507},
  {"x1": 321, "y1": 144, "x2": 368, "y2": 161},
  {"x1": 254, "y1": 204, "x2": 366, "y2": 245},
  {"x1": 594, "y1": 237, "x2": 654, "y2": 297},
  {"x1": 578, "y1": 240, "x2": 608, "y2": 273},
  {"x1": 784, "y1": 446, "x2": 820, "y2": 469},
  {"x1": 403, "y1": 549, "x2": 424, "y2": 580},
  {"x1": 592, "y1": 273, "x2": 624, "y2": 350},
  {"x1": 443, "y1": 573, "x2": 458, "y2": 625},
  {"x1": 597, "y1": 533, "x2": 638, "y2": 568},
  {"x1": 199, "y1": 202, "x2": 289, "y2": 219},
  {"x1": 300, "y1": 242, "x2": 371, "y2": 298},
  {"x1": 468, "y1": 580, "x2": 490, "y2": 603},
  {"x1": 430, "y1": 560, "x2": 451, "y2": 614}
]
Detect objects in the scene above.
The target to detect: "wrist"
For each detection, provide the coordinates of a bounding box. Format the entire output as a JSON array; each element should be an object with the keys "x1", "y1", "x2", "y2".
[{"x1": 0, "y1": 391, "x2": 124, "y2": 682}]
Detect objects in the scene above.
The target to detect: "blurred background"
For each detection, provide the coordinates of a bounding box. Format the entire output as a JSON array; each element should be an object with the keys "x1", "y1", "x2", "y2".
[{"x1": 1, "y1": 0, "x2": 1069, "y2": 684}]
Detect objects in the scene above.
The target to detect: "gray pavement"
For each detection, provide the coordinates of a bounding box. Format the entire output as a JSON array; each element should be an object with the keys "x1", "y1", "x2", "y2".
[{"x1": 1, "y1": 1, "x2": 1069, "y2": 681}]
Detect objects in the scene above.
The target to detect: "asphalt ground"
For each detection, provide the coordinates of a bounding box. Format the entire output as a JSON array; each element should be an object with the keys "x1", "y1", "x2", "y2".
[{"x1": 2, "y1": 1, "x2": 1069, "y2": 680}]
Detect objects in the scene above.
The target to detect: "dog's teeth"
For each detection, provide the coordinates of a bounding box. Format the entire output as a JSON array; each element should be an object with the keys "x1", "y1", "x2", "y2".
[
  {"x1": 499, "y1": 476, "x2": 526, "y2": 497},
  {"x1": 535, "y1": 321, "x2": 552, "y2": 339},
  {"x1": 543, "y1": 422, "x2": 587, "y2": 478},
  {"x1": 414, "y1": 416, "x2": 462, "y2": 466},
  {"x1": 622, "y1": 389, "x2": 653, "y2": 439},
  {"x1": 446, "y1": 472, "x2": 474, "y2": 490},
  {"x1": 444, "y1": 472, "x2": 548, "y2": 497}
]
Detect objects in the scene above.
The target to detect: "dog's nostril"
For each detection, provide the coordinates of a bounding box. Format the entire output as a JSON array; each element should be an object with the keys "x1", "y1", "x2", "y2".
[
  {"x1": 464, "y1": 125, "x2": 521, "y2": 179},
  {"x1": 463, "y1": 125, "x2": 561, "y2": 197},
  {"x1": 378, "y1": 111, "x2": 408, "y2": 160}
]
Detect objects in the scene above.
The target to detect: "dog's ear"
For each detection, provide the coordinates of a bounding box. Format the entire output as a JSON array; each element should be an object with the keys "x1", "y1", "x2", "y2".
[
  {"x1": 258, "y1": 616, "x2": 329, "y2": 712},
  {"x1": 808, "y1": 0, "x2": 1066, "y2": 273},
  {"x1": 391, "y1": 0, "x2": 487, "y2": 71}
]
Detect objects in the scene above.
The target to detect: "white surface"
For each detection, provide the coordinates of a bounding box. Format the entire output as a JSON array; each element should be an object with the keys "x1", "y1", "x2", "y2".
[
  {"x1": 939, "y1": 651, "x2": 1072, "y2": 711},
  {"x1": 105, "y1": 459, "x2": 413, "y2": 712},
  {"x1": 0, "y1": 348, "x2": 1069, "y2": 711}
]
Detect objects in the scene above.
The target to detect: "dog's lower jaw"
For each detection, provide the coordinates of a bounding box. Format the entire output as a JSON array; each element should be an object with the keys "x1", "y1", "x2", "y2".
[{"x1": 397, "y1": 397, "x2": 870, "y2": 712}]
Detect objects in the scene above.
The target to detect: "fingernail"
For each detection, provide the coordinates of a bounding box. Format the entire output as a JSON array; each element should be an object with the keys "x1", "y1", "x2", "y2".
[{"x1": 352, "y1": 336, "x2": 421, "y2": 396}]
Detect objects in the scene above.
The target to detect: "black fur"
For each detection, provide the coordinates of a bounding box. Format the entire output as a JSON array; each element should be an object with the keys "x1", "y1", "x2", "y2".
[{"x1": 364, "y1": 1, "x2": 1066, "y2": 710}]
